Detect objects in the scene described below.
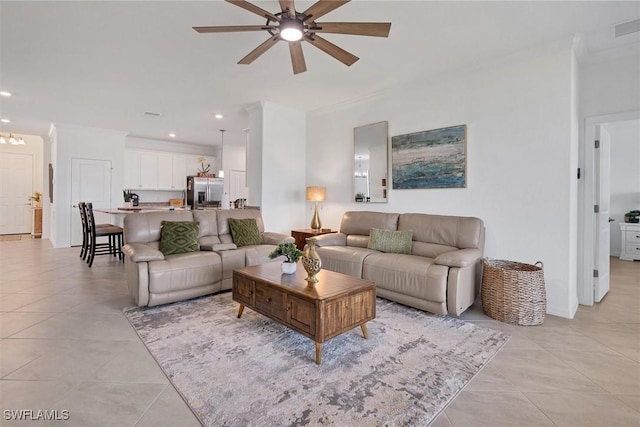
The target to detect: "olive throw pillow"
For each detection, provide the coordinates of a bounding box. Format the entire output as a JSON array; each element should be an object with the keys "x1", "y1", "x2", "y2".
[
  {"x1": 368, "y1": 228, "x2": 413, "y2": 254},
  {"x1": 228, "y1": 218, "x2": 262, "y2": 247},
  {"x1": 159, "y1": 221, "x2": 200, "y2": 256}
]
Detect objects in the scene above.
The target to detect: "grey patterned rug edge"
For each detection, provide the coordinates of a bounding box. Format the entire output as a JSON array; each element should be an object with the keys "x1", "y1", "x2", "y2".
[{"x1": 124, "y1": 292, "x2": 510, "y2": 427}]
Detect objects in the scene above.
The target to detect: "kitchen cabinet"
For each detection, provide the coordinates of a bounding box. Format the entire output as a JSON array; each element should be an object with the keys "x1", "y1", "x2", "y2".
[
  {"x1": 157, "y1": 154, "x2": 187, "y2": 190},
  {"x1": 125, "y1": 150, "x2": 158, "y2": 190}
]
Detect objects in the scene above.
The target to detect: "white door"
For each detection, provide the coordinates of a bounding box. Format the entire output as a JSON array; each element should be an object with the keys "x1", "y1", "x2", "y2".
[
  {"x1": 230, "y1": 170, "x2": 246, "y2": 202},
  {"x1": 70, "y1": 158, "x2": 112, "y2": 246},
  {"x1": 0, "y1": 153, "x2": 33, "y2": 234},
  {"x1": 594, "y1": 125, "x2": 611, "y2": 302}
]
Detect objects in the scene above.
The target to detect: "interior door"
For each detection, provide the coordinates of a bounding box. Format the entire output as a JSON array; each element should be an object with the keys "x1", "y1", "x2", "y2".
[
  {"x1": 70, "y1": 158, "x2": 112, "y2": 246},
  {"x1": 594, "y1": 125, "x2": 611, "y2": 302},
  {"x1": 230, "y1": 169, "x2": 246, "y2": 202},
  {"x1": 0, "y1": 153, "x2": 33, "y2": 234}
]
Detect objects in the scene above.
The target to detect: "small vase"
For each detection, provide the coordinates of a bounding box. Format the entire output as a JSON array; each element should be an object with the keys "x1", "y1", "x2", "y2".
[
  {"x1": 281, "y1": 262, "x2": 297, "y2": 274},
  {"x1": 301, "y1": 238, "x2": 322, "y2": 284}
]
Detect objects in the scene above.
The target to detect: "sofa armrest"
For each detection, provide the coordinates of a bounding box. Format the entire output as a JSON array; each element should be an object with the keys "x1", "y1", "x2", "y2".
[
  {"x1": 122, "y1": 243, "x2": 165, "y2": 262},
  {"x1": 262, "y1": 232, "x2": 295, "y2": 245},
  {"x1": 435, "y1": 248, "x2": 482, "y2": 268},
  {"x1": 312, "y1": 233, "x2": 347, "y2": 247}
]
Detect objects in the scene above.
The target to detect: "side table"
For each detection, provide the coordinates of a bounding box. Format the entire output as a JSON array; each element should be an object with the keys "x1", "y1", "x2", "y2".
[{"x1": 291, "y1": 229, "x2": 337, "y2": 250}]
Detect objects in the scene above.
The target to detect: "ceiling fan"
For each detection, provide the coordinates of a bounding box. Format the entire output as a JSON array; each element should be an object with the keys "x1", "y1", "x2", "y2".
[{"x1": 193, "y1": 0, "x2": 391, "y2": 74}]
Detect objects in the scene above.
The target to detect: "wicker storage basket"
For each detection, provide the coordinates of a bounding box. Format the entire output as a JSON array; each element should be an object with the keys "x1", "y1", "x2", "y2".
[{"x1": 481, "y1": 259, "x2": 546, "y2": 326}]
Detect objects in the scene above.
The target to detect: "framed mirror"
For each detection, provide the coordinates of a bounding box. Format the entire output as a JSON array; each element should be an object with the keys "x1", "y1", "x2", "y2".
[{"x1": 353, "y1": 121, "x2": 388, "y2": 203}]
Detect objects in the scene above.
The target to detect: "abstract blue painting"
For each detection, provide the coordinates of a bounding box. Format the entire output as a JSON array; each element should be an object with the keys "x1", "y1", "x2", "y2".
[{"x1": 391, "y1": 125, "x2": 466, "y2": 189}]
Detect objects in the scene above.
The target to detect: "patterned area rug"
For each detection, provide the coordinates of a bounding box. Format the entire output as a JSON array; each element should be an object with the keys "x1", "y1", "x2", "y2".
[{"x1": 124, "y1": 292, "x2": 510, "y2": 426}]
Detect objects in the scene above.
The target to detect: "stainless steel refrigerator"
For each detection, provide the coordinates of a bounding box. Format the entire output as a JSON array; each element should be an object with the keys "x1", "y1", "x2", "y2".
[{"x1": 186, "y1": 176, "x2": 224, "y2": 209}]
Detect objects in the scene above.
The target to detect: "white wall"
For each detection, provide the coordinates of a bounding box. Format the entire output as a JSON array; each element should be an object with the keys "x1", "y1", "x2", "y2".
[
  {"x1": 307, "y1": 40, "x2": 579, "y2": 318},
  {"x1": 50, "y1": 124, "x2": 126, "y2": 248},
  {"x1": 580, "y1": 54, "x2": 640, "y2": 119},
  {"x1": 247, "y1": 101, "x2": 306, "y2": 233},
  {"x1": 608, "y1": 119, "x2": 640, "y2": 256}
]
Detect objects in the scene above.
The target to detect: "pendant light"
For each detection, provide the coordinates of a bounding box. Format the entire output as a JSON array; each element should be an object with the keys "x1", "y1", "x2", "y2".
[{"x1": 218, "y1": 129, "x2": 225, "y2": 178}]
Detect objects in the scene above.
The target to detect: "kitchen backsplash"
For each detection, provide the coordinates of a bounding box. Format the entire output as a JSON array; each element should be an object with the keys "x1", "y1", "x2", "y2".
[{"x1": 128, "y1": 190, "x2": 184, "y2": 203}]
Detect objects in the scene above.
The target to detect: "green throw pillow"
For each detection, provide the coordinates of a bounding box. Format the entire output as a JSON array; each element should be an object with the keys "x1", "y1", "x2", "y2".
[
  {"x1": 159, "y1": 221, "x2": 199, "y2": 255},
  {"x1": 368, "y1": 228, "x2": 413, "y2": 254},
  {"x1": 228, "y1": 218, "x2": 262, "y2": 247}
]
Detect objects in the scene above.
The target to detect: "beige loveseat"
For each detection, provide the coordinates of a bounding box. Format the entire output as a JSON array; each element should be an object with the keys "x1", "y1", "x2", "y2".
[
  {"x1": 122, "y1": 209, "x2": 294, "y2": 307},
  {"x1": 311, "y1": 211, "x2": 485, "y2": 316}
]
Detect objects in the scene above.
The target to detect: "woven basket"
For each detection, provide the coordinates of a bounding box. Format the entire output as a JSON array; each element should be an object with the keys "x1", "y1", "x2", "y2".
[{"x1": 481, "y1": 259, "x2": 546, "y2": 326}]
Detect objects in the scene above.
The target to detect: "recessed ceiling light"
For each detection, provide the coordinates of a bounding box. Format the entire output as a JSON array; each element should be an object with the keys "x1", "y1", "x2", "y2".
[
  {"x1": 169, "y1": 133, "x2": 176, "y2": 138},
  {"x1": 1, "y1": 118, "x2": 10, "y2": 123},
  {"x1": 0, "y1": 91, "x2": 12, "y2": 97},
  {"x1": 215, "y1": 114, "x2": 223, "y2": 119}
]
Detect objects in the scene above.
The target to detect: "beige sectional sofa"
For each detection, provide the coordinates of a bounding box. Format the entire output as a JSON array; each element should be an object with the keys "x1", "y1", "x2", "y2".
[
  {"x1": 311, "y1": 211, "x2": 485, "y2": 316},
  {"x1": 122, "y1": 209, "x2": 294, "y2": 307}
]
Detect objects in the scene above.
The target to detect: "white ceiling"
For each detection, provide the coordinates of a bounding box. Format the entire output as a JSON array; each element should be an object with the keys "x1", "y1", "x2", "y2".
[{"x1": 1, "y1": 1, "x2": 638, "y2": 148}]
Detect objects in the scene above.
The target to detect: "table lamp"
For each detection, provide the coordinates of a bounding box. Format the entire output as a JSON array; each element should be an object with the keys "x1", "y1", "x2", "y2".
[{"x1": 306, "y1": 186, "x2": 326, "y2": 231}]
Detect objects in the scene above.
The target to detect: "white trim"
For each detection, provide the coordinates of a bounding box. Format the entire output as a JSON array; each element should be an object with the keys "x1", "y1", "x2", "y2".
[{"x1": 579, "y1": 110, "x2": 640, "y2": 306}]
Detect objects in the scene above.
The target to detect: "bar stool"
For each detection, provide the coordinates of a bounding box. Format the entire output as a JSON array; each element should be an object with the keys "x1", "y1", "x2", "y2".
[
  {"x1": 78, "y1": 202, "x2": 117, "y2": 261},
  {"x1": 83, "y1": 202, "x2": 124, "y2": 267}
]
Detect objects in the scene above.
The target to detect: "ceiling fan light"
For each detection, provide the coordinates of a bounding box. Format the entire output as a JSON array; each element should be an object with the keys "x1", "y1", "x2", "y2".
[{"x1": 279, "y1": 19, "x2": 303, "y2": 41}]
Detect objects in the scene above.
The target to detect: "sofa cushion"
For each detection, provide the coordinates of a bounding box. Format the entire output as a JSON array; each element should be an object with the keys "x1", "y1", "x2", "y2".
[
  {"x1": 192, "y1": 210, "x2": 219, "y2": 238},
  {"x1": 340, "y1": 211, "x2": 399, "y2": 236},
  {"x1": 315, "y1": 246, "x2": 379, "y2": 278},
  {"x1": 363, "y1": 253, "x2": 448, "y2": 303},
  {"x1": 368, "y1": 228, "x2": 413, "y2": 254},
  {"x1": 228, "y1": 218, "x2": 262, "y2": 247},
  {"x1": 398, "y1": 213, "x2": 483, "y2": 249},
  {"x1": 124, "y1": 211, "x2": 194, "y2": 244},
  {"x1": 148, "y1": 251, "x2": 222, "y2": 294},
  {"x1": 159, "y1": 221, "x2": 199, "y2": 255}
]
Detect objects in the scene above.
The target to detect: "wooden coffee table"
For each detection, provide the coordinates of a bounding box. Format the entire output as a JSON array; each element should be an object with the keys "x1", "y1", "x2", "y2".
[{"x1": 232, "y1": 262, "x2": 376, "y2": 365}]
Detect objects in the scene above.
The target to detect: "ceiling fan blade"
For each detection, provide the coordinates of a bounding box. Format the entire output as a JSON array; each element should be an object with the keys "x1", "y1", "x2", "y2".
[
  {"x1": 225, "y1": 0, "x2": 279, "y2": 21},
  {"x1": 310, "y1": 22, "x2": 391, "y2": 37},
  {"x1": 289, "y1": 41, "x2": 307, "y2": 74},
  {"x1": 302, "y1": 0, "x2": 350, "y2": 22},
  {"x1": 238, "y1": 35, "x2": 280, "y2": 64},
  {"x1": 305, "y1": 34, "x2": 358, "y2": 66},
  {"x1": 279, "y1": 0, "x2": 296, "y2": 18},
  {"x1": 193, "y1": 25, "x2": 275, "y2": 33}
]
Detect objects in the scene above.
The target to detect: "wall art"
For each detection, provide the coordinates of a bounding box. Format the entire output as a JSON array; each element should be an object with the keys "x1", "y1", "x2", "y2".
[{"x1": 391, "y1": 124, "x2": 466, "y2": 189}]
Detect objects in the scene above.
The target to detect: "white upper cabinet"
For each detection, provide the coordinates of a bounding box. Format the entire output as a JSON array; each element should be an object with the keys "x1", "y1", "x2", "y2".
[
  {"x1": 125, "y1": 150, "x2": 195, "y2": 191},
  {"x1": 125, "y1": 150, "x2": 158, "y2": 190},
  {"x1": 157, "y1": 153, "x2": 187, "y2": 190}
]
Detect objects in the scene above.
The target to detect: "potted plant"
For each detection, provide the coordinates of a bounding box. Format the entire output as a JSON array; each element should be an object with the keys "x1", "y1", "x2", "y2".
[
  {"x1": 123, "y1": 189, "x2": 133, "y2": 207},
  {"x1": 625, "y1": 210, "x2": 640, "y2": 223},
  {"x1": 197, "y1": 157, "x2": 211, "y2": 177},
  {"x1": 355, "y1": 192, "x2": 366, "y2": 202},
  {"x1": 269, "y1": 242, "x2": 303, "y2": 274}
]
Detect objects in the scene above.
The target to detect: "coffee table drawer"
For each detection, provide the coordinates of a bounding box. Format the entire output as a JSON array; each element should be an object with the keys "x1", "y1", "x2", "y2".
[
  {"x1": 287, "y1": 295, "x2": 316, "y2": 335},
  {"x1": 255, "y1": 286, "x2": 286, "y2": 321},
  {"x1": 233, "y1": 275, "x2": 254, "y2": 306}
]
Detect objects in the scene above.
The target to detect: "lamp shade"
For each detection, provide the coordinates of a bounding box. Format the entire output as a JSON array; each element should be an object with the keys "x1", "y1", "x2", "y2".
[{"x1": 306, "y1": 186, "x2": 326, "y2": 202}]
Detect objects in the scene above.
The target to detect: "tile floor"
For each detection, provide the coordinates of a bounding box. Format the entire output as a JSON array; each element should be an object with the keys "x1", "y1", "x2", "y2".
[{"x1": 0, "y1": 238, "x2": 638, "y2": 426}]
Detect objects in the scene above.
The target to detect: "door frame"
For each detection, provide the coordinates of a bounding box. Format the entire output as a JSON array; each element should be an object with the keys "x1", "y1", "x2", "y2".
[{"x1": 579, "y1": 110, "x2": 639, "y2": 305}]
